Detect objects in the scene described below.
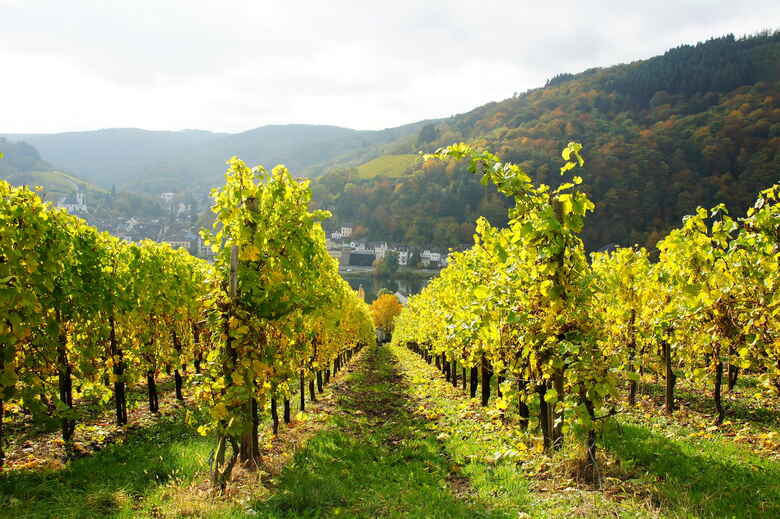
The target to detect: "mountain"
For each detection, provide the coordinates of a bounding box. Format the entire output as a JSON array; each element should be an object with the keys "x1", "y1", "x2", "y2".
[
  {"x1": 2, "y1": 121, "x2": 434, "y2": 194},
  {"x1": 4, "y1": 32, "x2": 778, "y2": 252},
  {"x1": 3, "y1": 128, "x2": 221, "y2": 192},
  {"x1": 0, "y1": 138, "x2": 51, "y2": 175},
  {"x1": 0, "y1": 138, "x2": 103, "y2": 201},
  {"x1": 311, "y1": 32, "x2": 780, "y2": 251}
]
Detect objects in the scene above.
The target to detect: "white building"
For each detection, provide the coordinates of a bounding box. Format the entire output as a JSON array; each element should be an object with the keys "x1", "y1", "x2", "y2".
[
  {"x1": 420, "y1": 250, "x2": 442, "y2": 267},
  {"x1": 398, "y1": 250, "x2": 410, "y2": 266},
  {"x1": 125, "y1": 217, "x2": 139, "y2": 232},
  {"x1": 160, "y1": 192, "x2": 175, "y2": 203},
  {"x1": 374, "y1": 242, "x2": 389, "y2": 260},
  {"x1": 59, "y1": 192, "x2": 88, "y2": 214},
  {"x1": 330, "y1": 225, "x2": 354, "y2": 241}
]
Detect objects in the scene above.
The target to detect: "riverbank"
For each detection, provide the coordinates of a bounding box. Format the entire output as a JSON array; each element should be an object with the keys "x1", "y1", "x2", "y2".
[
  {"x1": 340, "y1": 272, "x2": 433, "y2": 303},
  {"x1": 339, "y1": 266, "x2": 438, "y2": 279}
]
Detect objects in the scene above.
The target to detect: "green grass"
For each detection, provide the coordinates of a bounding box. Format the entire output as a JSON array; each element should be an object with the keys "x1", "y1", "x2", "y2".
[
  {"x1": 391, "y1": 346, "x2": 649, "y2": 518},
  {"x1": 0, "y1": 345, "x2": 510, "y2": 518},
  {"x1": 0, "y1": 372, "x2": 331, "y2": 519},
  {"x1": 0, "y1": 412, "x2": 215, "y2": 519},
  {"x1": 251, "y1": 346, "x2": 508, "y2": 518},
  {"x1": 391, "y1": 345, "x2": 780, "y2": 518},
  {"x1": 355, "y1": 154, "x2": 418, "y2": 179},
  {"x1": 4, "y1": 346, "x2": 778, "y2": 518},
  {"x1": 602, "y1": 421, "x2": 780, "y2": 518}
]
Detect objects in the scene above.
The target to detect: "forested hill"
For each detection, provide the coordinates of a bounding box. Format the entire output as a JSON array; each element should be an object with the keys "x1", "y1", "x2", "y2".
[
  {"x1": 0, "y1": 138, "x2": 102, "y2": 201},
  {"x1": 0, "y1": 138, "x2": 51, "y2": 175},
  {"x1": 312, "y1": 32, "x2": 780, "y2": 251},
  {"x1": 2, "y1": 122, "x2": 433, "y2": 194}
]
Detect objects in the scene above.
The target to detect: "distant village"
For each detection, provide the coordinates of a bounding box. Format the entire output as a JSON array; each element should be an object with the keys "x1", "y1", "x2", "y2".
[
  {"x1": 57, "y1": 190, "x2": 207, "y2": 257},
  {"x1": 56, "y1": 193, "x2": 450, "y2": 272},
  {"x1": 326, "y1": 225, "x2": 448, "y2": 270}
]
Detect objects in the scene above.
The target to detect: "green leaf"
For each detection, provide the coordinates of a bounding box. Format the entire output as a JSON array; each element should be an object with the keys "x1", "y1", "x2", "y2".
[{"x1": 626, "y1": 371, "x2": 641, "y2": 382}]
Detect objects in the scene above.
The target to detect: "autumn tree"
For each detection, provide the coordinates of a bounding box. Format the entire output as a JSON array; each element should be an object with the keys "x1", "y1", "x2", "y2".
[{"x1": 370, "y1": 293, "x2": 403, "y2": 337}]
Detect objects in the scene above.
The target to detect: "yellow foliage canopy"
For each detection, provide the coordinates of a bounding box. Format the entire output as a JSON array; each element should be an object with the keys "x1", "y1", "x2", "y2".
[{"x1": 370, "y1": 293, "x2": 403, "y2": 332}]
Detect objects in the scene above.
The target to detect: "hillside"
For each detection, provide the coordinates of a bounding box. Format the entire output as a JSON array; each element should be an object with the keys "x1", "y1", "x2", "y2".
[
  {"x1": 0, "y1": 139, "x2": 170, "y2": 219},
  {"x1": 4, "y1": 33, "x2": 778, "y2": 252},
  {"x1": 0, "y1": 138, "x2": 104, "y2": 201},
  {"x1": 2, "y1": 121, "x2": 434, "y2": 194},
  {"x1": 312, "y1": 32, "x2": 780, "y2": 251},
  {"x1": 0, "y1": 138, "x2": 51, "y2": 175},
  {"x1": 356, "y1": 154, "x2": 419, "y2": 179},
  {"x1": 4, "y1": 170, "x2": 105, "y2": 202}
]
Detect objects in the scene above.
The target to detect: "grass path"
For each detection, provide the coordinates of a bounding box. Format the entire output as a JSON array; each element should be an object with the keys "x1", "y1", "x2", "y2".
[
  {"x1": 392, "y1": 344, "x2": 780, "y2": 519},
  {"x1": 251, "y1": 345, "x2": 509, "y2": 518},
  {"x1": 6, "y1": 343, "x2": 777, "y2": 518},
  {"x1": 0, "y1": 351, "x2": 362, "y2": 519}
]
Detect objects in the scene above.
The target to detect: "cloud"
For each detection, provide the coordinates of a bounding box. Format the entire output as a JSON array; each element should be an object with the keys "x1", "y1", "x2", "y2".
[{"x1": 1, "y1": 0, "x2": 778, "y2": 133}]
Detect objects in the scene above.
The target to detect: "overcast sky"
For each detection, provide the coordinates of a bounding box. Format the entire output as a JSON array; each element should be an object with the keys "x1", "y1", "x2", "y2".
[{"x1": 1, "y1": 1, "x2": 777, "y2": 134}]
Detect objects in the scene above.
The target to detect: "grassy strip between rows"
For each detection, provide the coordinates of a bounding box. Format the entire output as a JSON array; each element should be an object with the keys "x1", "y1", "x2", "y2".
[
  {"x1": 249, "y1": 343, "x2": 508, "y2": 518},
  {"x1": 390, "y1": 344, "x2": 780, "y2": 519},
  {"x1": 0, "y1": 353, "x2": 362, "y2": 519},
  {"x1": 3, "y1": 345, "x2": 778, "y2": 518}
]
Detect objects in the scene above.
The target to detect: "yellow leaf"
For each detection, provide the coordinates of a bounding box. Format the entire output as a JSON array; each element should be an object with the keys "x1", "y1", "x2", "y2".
[
  {"x1": 240, "y1": 245, "x2": 261, "y2": 261},
  {"x1": 212, "y1": 403, "x2": 229, "y2": 420}
]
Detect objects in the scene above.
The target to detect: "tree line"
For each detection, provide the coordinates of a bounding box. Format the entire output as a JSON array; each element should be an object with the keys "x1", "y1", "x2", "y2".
[{"x1": 312, "y1": 32, "x2": 780, "y2": 253}]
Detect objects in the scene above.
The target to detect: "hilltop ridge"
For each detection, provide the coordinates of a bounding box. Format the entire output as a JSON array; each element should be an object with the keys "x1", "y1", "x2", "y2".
[{"x1": 311, "y1": 32, "x2": 780, "y2": 250}]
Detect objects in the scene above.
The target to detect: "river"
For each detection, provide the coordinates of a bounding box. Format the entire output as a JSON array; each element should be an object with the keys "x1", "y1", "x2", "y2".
[{"x1": 342, "y1": 274, "x2": 432, "y2": 303}]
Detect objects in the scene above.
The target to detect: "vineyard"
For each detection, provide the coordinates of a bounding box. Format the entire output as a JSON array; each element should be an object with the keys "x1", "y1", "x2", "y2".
[
  {"x1": 1, "y1": 145, "x2": 779, "y2": 518},
  {"x1": 391, "y1": 143, "x2": 780, "y2": 514},
  {"x1": 0, "y1": 157, "x2": 374, "y2": 496}
]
